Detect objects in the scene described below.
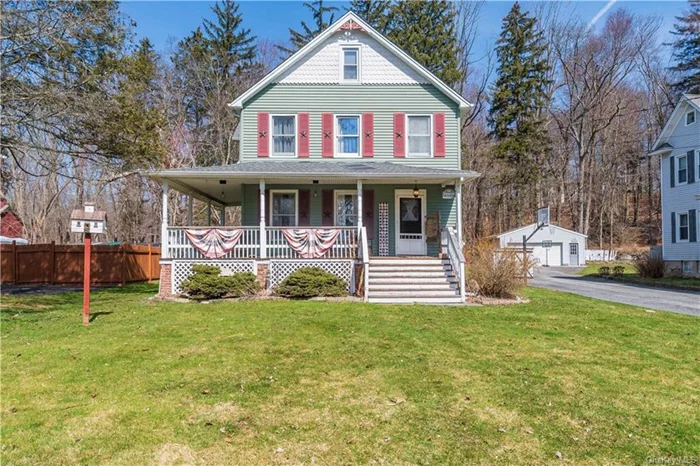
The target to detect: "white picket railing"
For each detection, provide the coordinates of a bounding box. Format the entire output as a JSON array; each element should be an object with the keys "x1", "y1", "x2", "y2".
[
  {"x1": 165, "y1": 226, "x2": 359, "y2": 260},
  {"x1": 444, "y1": 226, "x2": 466, "y2": 303},
  {"x1": 266, "y1": 226, "x2": 358, "y2": 259},
  {"x1": 167, "y1": 227, "x2": 260, "y2": 259}
]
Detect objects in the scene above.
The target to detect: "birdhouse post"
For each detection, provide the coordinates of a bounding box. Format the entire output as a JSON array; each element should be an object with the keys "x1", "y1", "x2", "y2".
[{"x1": 70, "y1": 203, "x2": 107, "y2": 326}]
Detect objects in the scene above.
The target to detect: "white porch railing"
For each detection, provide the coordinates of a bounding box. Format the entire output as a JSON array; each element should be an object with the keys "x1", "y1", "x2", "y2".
[
  {"x1": 165, "y1": 226, "x2": 359, "y2": 260},
  {"x1": 444, "y1": 226, "x2": 466, "y2": 303},
  {"x1": 167, "y1": 226, "x2": 260, "y2": 259},
  {"x1": 266, "y1": 226, "x2": 358, "y2": 259},
  {"x1": 358, "y1": 226, "x2": 369, "y2": 302}
]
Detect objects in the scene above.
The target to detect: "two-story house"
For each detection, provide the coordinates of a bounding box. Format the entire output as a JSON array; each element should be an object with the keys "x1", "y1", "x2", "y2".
[
  {"x1": 150, "y1": 12, "x2": 479, "y2": 303},
  {"x1": 650, "y1": 93, "x2": 700, "y2": 276}
]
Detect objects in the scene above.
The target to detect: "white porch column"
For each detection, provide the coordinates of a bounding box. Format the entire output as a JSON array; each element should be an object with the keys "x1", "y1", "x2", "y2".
[
  {"x1": 206, "y1": 202, "x2": 212, "y2": 226},
  {"x1": 259, "y1": 179, "x2": 267, "y2": 259},
  {"x1": 187, "y1": 196, "x2": 193, "y2": 225},
  {"x1": 161, "y1": 181, "x2": 169, "y2": 259},
  {"x1": 456, "y1": 179, "x2": 463, "y2": 246},
  {"x1": 220, "y1": 206, "x2": 225, "y2": 226},
  {"x1": 356, "y1": 179, "x2": 363, "y2": 232}
]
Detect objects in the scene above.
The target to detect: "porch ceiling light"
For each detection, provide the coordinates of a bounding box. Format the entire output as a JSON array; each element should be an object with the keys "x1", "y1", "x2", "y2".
[{"x1": 413, "y1": 182, "x2": 420, "y2": 198}]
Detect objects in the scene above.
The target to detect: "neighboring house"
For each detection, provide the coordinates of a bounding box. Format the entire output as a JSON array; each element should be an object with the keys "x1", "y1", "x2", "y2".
[
  {"x1": 497, "y1": 224, "x2": 587, "y2": 267},
  {"x1": 0, "y1": 197, "x2": 24, "y2": 239},
  {"x1": 149, "y1": 12, "x2": 479, "y2": 303},
  {"x1": 650, "y1": 94, "x2": 700, "y2": 276}
]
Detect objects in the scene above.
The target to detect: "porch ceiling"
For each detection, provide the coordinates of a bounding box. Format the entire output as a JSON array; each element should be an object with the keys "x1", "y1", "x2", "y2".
[{"x1": 147, "y1": 161, "x2": 480, "y2": 206}]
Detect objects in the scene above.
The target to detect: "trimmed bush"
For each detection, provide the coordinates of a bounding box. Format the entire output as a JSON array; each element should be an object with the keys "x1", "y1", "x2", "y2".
[
  {"x1": 466, "y1": 240, "x2": 524, "y2": 298},
  {"x1": 633, "y1": 254, "x2": 665, "y2": 278},
  {"x1": 181, "y1": 266, "x2": 260, "y2": 300},
  {"x1": 275, "y1": 267, "x2": 347, "y2": 298},
  {"x1": 598, "y1": 266, "x2": 610, "y2": 276},
  {"x1": 612, "y1": 265, "x2": 625, "y2": 276}
]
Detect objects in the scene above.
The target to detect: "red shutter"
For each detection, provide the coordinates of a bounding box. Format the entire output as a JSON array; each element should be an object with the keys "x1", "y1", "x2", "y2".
[
  {"x1": 298, "y1": 189, "x2": 311, "y2": 226},
  {"x1": 434, "y1": 112, "x2": 445, "y2": 157},
  {"x1": 322, "y1": 113, "x2": 334, "y2": 157},
  {"x1": 362, "y1": 189, "x2": 375, "y2": 240},
  {"x1": 298, "y1": 113, "x2": 310, "y2": 157},
  {"x1": 362, "y1": 113, "x2": 374, "y2": 157},
  {"x1": 257, "y1": 113, "x2": 269, "y2": 157},
  {"x1": 257, "y1": 189, "x2": 270, "y2": 225},
  {"x1": 393, "y1": 113, "x2": 405, "y2": 157},
  {"x1": 322, "y1": 189, "x2": 334, "y2": 226}
]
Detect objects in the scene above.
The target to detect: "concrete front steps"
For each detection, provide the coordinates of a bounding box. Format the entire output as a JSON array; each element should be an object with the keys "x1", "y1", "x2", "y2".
[{"x1": 367, "y1": 257, "x2": 462, "y2": 304}]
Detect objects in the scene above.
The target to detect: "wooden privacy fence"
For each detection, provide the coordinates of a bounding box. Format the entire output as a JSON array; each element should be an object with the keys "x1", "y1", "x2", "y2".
[{"x1": 1, "y1": 243, "x2": 161, "y2": 285}]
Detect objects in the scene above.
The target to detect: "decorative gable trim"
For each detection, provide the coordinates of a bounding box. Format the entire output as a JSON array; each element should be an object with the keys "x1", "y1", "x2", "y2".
[
  {"x1": 229, "y1": 12, "x2": 471, "y2": 114},
  {"x1": 338, "y1": 19, "x2": 364, "y2": 32}
]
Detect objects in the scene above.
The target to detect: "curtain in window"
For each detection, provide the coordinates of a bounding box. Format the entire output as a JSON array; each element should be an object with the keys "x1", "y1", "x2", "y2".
[
  {"x1": 338, "y1": 117, "x2": 358, "y2": 154},
  {"x1": 408, "y1": 117, "x2": 430, "y2": 154},
  {"x1": 336, "y1": 194, "x2": 357, "y2": 226},
  {"x1": 273, "y1": 116, "x2": 295, "y2": 154},
  {"x1": 272, "y1": 193, "x2": 296, "y2": 226}
]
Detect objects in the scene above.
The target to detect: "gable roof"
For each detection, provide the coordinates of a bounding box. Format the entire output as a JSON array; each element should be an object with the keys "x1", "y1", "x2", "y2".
[
  {"x1": 496, "y1": 223, "x2": 587, "y2": 239},
  {"x1": 650, "y1": 94, "x2": 700, "y2": 154},
  {"x1": 229, "y1": 11, "x2": 472, "y2": 115}
]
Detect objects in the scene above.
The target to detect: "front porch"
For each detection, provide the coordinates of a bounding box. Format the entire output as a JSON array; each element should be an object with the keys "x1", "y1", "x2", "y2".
[{"x1": 150, "y1": 161, "x2": 476, "y2": 302}]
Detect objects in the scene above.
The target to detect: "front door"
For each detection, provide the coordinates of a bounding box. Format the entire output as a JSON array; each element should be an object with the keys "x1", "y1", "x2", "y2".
[
  {"x1": 395, "y1": 190, "x2": 426, "y2": 255},
  {"x1": 569, "y1": 242, "x2": 579, "y2": 266}
]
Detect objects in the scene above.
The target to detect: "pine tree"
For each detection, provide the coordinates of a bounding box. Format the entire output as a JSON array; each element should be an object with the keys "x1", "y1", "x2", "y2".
[
  {"x1": 386, "y1": 0, "x2": 462, "y2": 86},
  {"x1": 488, "y1": 2, "x2": 550, "y2": 226},
  {"x1": 670, "y1": 0, "x2": 700, "y2": 94},
  {"x1": 278, "y1": 0, "x2": 338, "y2": 56},
  {"x1": 203, "y1": 0, "x2": 256, "y2": 77},
  {"x1": 347, "y1": 0, "x2": 391, "y2": 33}
]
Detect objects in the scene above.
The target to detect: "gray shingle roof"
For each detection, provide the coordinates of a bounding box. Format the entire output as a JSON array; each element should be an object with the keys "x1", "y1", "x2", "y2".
[{"x1": 150, "y1": 161, "x2": 478, "y2": 179}]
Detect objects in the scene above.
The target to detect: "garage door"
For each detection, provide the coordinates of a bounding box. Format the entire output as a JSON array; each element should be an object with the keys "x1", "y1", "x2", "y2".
[{"x1": 532, "y1": 243, "x2": 562, "y2": 266}]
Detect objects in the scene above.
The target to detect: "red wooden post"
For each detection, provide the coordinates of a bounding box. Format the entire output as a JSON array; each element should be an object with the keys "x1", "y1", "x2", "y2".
[{"x1": 83, "y1": 232, "x2": 91, "y2": 326}]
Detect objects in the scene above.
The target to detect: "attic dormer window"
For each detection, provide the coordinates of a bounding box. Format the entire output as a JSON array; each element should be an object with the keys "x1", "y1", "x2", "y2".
[
  {"x1": 686, "y1": 110, "x2": 696, "y2": 125},
  {"x1": 342, "y1": 47, "x2": 359, "y2": 82}
]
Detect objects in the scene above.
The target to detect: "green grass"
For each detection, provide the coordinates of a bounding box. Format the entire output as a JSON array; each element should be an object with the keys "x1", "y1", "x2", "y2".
[
  {"x1": 580, "y1": 262, "x2": 700, "y2": 291},
  {"x1": 2, "y1": 284, "x2": 699, "y2": 465}
]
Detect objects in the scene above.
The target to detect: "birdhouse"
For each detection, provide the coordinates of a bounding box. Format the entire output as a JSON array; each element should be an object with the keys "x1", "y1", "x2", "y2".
[{"x1": 70, "y1": 202, "x2": 107, "y2": 234}]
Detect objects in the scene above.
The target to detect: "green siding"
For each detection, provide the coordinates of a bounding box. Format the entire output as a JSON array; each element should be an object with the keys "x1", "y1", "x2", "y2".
[
  {"x1": 241, "y1": 84, "x2": 460, "y2": 170},
  {"x1": 242, "y1": 183, "x2": 456, "y2": 256}
]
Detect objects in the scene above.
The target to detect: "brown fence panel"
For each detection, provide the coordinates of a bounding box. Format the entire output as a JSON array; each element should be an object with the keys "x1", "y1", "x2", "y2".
[{"x1": 1, "y1": 243, "x2": 161, "y2": 285}]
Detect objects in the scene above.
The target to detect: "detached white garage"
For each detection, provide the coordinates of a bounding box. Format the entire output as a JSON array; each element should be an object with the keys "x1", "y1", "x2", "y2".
[{"x1": 497, "y1": 223, "x2": 587, "y2": 267}]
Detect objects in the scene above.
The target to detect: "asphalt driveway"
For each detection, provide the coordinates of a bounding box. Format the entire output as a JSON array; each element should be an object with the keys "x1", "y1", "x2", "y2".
[{"x1": 530, "y1": 267, "x2": 700, "y2": 317}]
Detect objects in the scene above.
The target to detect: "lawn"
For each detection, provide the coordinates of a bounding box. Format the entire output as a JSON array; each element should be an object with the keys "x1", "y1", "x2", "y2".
[
  {"x1": 1, "y1": 285, "x2": 699, "y2": 465},
  {"x1": 580, "y1": 262, "x2": 700, "y2": 291}
]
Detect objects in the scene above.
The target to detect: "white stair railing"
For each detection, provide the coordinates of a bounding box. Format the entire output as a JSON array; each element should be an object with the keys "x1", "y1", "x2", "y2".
[
  {"x1": 358, "y1": 226, "x2": 369, "y2": 302},
  {"x1": 444, "y1": 226, "x2": 466, "y2": 303}
]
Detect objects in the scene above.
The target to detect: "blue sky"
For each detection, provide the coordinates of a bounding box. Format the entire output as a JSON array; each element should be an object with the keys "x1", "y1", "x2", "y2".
[{"x1": 120, "y1": 0, "x2": 688, "y2": 66}]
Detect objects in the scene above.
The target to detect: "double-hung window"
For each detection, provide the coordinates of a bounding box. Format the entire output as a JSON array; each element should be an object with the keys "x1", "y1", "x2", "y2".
[
  {"x1": 407, "y1": 115, "x2": 432, "y2": 157},
  {"x1": 342, "y1": 48, "x2": 359, "y2": 82},
  {"x1": 677, "y1": 154, "x2": 688, "y2": 185},
  {"x1": 335, "y1": 190, "x2": 358, "y2": 226},
  {"x1": 678, "y1": 212, "x2": 689, "y2": 242},
  {"x1": 270, "y1": 190, "x2": 297, "y2": 226},
  {"x1": 271, "y1": 115, "x2": 296, "y2": 157},
  {"x1": 686, "y1": 110, "x2": 696, "y2": 125},
  {"x1": 336, "y1": 116, "x2": 360, "y2": 157}
]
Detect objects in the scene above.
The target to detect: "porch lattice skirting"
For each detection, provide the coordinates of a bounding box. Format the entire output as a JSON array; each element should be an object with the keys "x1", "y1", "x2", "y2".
[
  {"x1": 269, "y1": 259, "x2": 355, "y2": 292},
  {"x1": 171, "y1": 260, "x2": 257, "y2": 294}
]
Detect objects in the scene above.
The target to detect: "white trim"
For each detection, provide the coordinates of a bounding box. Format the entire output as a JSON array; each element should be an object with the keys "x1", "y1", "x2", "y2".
[
  {"x1": 676, "y1": 153, "x2": 688, "y2": 186},
  {"x1": 685, "y1": 109, "x2": 696, "y2": 126},
  {"x1": 394, "y1": 189, "x2": 427, "y2": 256},
  {"x1": 228, "y1": 12, "x2": 472, "y2": 114},
  {"x1": 406, "y1": 114, "x2": 434, "y2": 158},
  {"x1": 334, "y1": 189, "x2": 359, "y2": 226},
  {"x1": 677, "y1": 212, "x2": 690, "y2": 243},
  {"x1": 651, "y1": 94, "x2": 700, "y2": 152},
  {"x1": 496, "y1": 223, "x2": 588, "y2": 239},
  {"x1": 270, "y1": 114, "x2": 297, "y2": 158},
  {"x1": 335, "y1": 114, "x2": 361, "y2": 158},
  {"x1": 269, "y1": 189, "x2": 299, "y2": 227},
  {"x1": 339, "y1": 46, "x2": 361, "y2": 84}
]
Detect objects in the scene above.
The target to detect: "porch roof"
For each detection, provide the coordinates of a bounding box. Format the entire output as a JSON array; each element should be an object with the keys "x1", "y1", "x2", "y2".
[{"x1": 147, "y1": 161, "x2": 479, "y2": 206}]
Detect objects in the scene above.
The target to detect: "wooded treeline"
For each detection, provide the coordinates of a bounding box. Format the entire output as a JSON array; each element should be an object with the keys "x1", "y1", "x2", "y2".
[{"x1": 2, "y1": 0, "x2": 698, "y2": 248}]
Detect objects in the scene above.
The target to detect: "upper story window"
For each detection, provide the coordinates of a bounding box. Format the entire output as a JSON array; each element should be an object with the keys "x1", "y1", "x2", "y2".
[
  {"x1": 677, "y1": 154, "x2": 688, "y2": 185},
  {"x1": 272, "y1": 115, "x2": 296, "y2": 157},
  {"x1": 678, "y1": 212, "x2": 689, "y2": 242},
  {"x1": 686, "y1": 110, "x2": 696, "y2": 125},
  {"x1": 336, "y1": 116, "x2": 360, "y2": 156},
  {"x1": 342, "y1": 48, "x2": 359, "y2": 82},
  {"x1": 407, "y1": 115, "x2": 432, "y2": 157}
]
